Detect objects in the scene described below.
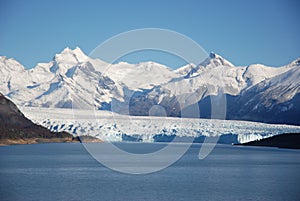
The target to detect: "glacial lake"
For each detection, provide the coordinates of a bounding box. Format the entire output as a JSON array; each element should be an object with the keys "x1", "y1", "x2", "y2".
[{"x1": 1, "y1": 143, "x2": 299, "y2": 201}]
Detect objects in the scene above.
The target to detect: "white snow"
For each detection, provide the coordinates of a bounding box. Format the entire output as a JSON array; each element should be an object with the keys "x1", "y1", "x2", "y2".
[{"x1": 99, "y1": 61, "x2": 178, "y2": 90}]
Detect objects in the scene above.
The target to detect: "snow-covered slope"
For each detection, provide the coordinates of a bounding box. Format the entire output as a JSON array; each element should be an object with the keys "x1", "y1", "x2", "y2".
[
  {"x1": 228, "y1": 64, "x2": 300, "y2": 125},
  {"x1": 0, "y1": 57, "x2": 33, "y2": 103},
  {"x1": 242, "y1": 65, "x2": 300, "y2": 108},
  {"x1": 101, "y1": 61, "x2": 178, "y2": 90}
]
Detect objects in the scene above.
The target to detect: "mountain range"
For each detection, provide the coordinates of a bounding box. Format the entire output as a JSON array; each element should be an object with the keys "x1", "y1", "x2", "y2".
[{"x1": 0, "y1": 47, "x2": 299, "y2": 125}]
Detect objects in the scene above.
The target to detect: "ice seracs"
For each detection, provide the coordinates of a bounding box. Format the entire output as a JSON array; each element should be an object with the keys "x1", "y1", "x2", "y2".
[{"x1": 21, "y1": 107, "x2": 300, "y2": 143}]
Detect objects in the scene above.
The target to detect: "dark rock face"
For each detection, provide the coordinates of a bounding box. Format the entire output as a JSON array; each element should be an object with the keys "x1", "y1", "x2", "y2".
[
  {"x1": 0, "y1": 93, "x2": 32, "y2": 128},
  {"x1": 0, "y1": 93, "x2": 72, "y2": 140}
]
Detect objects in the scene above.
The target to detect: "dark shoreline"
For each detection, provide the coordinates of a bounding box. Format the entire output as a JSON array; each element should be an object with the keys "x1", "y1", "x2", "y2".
[
  {"x1": 0, "y1": 136, "x2": 102, "y2": 146},
  {"x1": 234, "y1": 133, "x2": 300, "y2": 149},
  {"x1": 0, "y1": 137, "x2": 79, "y2": 146}
]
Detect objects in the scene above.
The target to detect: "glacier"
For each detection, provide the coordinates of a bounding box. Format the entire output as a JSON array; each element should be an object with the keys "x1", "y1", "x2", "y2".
[{"x1": 21, "y1": 107, "x2": 300, "y2": 144}]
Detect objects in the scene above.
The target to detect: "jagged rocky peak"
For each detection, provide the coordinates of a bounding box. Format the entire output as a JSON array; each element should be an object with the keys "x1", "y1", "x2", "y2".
[
  {"x1": 204, "y1": 52, "x2": 234, "y2": 67},
  {"x1": 176, "y1": 52, "x2": 235, "y2": 78},
  {"x1": 193, "y1": 52, "x2": 234, "y2": 68},
  {"x1": 48, "y1": 47, "x2": 90, "y2": 74}
]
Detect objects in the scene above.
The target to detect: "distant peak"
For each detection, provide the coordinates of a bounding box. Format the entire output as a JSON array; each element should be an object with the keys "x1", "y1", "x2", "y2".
[
  {"x1": 0, "y1": 56, "x2": 25, "y2": 71},
  {"x1": 209, "y1": 52, "x2": 226, "y2": 60},
  {"x1": 209, "y1": 52, "x2": 216, "y2": 59},
  {"x1": 0, "y1": 56, "x2": 15, "y2": 62},
  {"x1": 60, "y1": 47, "x2": 85, "y2": 55},
  {"x1": 54, "y1": 47, "x2": 88, "y2": 63},
  {"x1": 206, "y1": 52, "x2": 234, "y2": 67},
  {"x1": 73, "y1": 46, "x2": 85, "y2": 55},
  {"x1": 292, "y1": 58, "x2": 300, "y2": 66},
  {"x1": 0, "y1": 55, "x2": 7, "y2": 60},
  {"x1": 62, "y1": 47, "x2": 72, "y2": 52}
]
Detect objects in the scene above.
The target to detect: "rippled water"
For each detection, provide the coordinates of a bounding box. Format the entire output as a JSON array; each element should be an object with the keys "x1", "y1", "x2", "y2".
[{"x1": 1, "y1": 143, "x2": 299, "y2": 201}]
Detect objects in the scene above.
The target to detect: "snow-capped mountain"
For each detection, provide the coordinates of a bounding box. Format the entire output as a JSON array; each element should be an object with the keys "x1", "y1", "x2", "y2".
[
  {"x1": 0, "y1": 47, "x2": 299, "y2": 125},
  {"x1": 128, "y1": 53, "x2": 299, "y2": 124},
  {"x1": 228, "y1": 65, "x2": 300, "y2": 125},
  {"x1": 0, "y1": 47, "x2": 180, "y2": 109},
  {"x1": 1, "y1": 47, "x2": 125, "y2": 109}
]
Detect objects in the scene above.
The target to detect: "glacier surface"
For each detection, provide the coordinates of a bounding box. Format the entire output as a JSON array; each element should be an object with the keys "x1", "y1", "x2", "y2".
[{"x1": 21, "y1": 107, "x2": 300, "y2": 144}]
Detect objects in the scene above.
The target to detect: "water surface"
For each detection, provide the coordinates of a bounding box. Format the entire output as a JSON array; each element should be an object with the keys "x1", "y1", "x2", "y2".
[{"x1": 1, "y1": 143, "x2": 299, "y2": 201}]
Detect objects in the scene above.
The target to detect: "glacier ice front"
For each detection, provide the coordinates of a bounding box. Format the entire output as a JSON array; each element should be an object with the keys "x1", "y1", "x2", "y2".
[{"x1": 21, "y1": 107, "x2": 300, "y2": 144}]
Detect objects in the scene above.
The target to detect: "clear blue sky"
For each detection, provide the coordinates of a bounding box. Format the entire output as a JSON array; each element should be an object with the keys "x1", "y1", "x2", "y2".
[{"x1": 0, "y1": 0, "x2": 299, "y2": 69}]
